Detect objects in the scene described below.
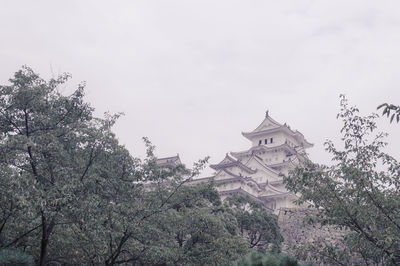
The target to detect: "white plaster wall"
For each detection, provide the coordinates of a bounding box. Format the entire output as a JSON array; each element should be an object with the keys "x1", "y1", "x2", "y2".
[
  {"x1": 279, "y1": 167, "x2": 290, "y2": 176},
  {"x1": 284, "y1": 133, "x2": 303, "y2": 149},
  {"x1": 217, "y1": 180, "x2": 260, "y2": 196},
  {"x1": 276, "y1": 198, "x2": 289, "y2": 209},
  {"x1": 228, "y1": 166, "x2": 242, "y2": 176},
  {"x1": 258, "y1": 150, "x2": 286, "y2": 165},
  {"x1": 217, "y1": 181, "x2": 241, "y2": 191},
  {"x1": 251, "y1": 132, "x2": 285, "y2": 147},
  {"x1": 254, "y1": 171, "x2": 279, "y2": 183},
  {"x1": 271, "y1": 183, "x2": 286, "y2": 191},
  {"x1": 252, "y1": 132, "x2": 304, "y2": 150},
  {"x1": 241, "y1": 184, "x2": 258, "y2": 195},
  {"x1": 252, "y1": 173, "x2": 268, "y2": 183},
  {"x1": 214, "y1": 171, "x2": 227, "y2": 181}
]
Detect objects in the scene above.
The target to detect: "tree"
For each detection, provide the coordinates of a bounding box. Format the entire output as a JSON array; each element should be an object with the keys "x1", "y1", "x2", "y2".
[
  {"x1": 225, "y1": 194, "x2": 283, "y2": 252},
  {"x1": 67, "y1": 145, "x2": 250, "y2": 265},
  {"x1": 0, "y1": 66, "x2": 137, "y2": 265},
  {"x1": 0, "y1": 66, "x2": 251, "y2": 265},
  {"x1": 284, "y1": 95, "x2": 400, "y2": 265},
  {"x1": 133, "y1": 182, "x2": 250, "y2": 265},
  {"x1": 378, "y1": 103, "x2": 400, "y2": 123}
]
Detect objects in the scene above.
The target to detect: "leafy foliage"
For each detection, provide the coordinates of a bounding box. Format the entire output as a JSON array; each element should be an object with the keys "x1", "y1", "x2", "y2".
[
  {"x1": 0, "y1": 249, "x2": 33, "y2": 266},
  {"x1": 0, "y1": 66, "x2": 111, "y2": 265},
  {"x1": 0, "y1": 66, "x2": 258, "y2": 265},
  {"x1": 147, "y1": 183, "x2": 250, "y2": 265},
  {"x1": 235, "y1": 251, "x2": 301, "y2": 266},
  {"x1": 284, "y1": 95, "x2": 400, "y2": 265},
  {"x1": 377, "y1": 103, "x2": 400, "y2": 123},
  {"x1": 226, "y1": 194, "x2": 283, "y2": 252}
]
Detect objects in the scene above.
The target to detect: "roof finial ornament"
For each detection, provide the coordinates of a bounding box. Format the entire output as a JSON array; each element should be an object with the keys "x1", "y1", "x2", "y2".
[{"x1": 265, "y1": 110, "x2": 269, "y2": 118}]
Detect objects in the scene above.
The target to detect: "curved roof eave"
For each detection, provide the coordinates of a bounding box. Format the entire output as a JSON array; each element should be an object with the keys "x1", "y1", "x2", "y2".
[
  {"x1": 210, "y1": 154, "x2": 257, "y2": 174},
  {"x1": 244, "y1": 155, "x2": 280, "y2": 176},
  {"x1": 231, "y1": 143, "x2": 297, "y2": 158},
  {"x1": 265, "y1": 182, "x2": 288, "y2": 194},
  {"x1": 209, "y1": 153, "x2": 237, "y2": 170},
  {"x1": 258, "y1": 192, "x2": 292, "y2": 199}
]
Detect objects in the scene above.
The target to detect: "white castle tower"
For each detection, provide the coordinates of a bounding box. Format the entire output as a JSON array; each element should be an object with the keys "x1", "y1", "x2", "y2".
[{"x1": 192, "y1": 111, "x2": 313, "y2": 212}]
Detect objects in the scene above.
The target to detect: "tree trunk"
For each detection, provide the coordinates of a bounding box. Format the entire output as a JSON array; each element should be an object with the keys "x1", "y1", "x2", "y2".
[
  {"x1": 39, "y1": 215, "x2": 48, "y2": 266},
  {"x1": 39, "y1": 215, "x2": 55, "y2": 266}
]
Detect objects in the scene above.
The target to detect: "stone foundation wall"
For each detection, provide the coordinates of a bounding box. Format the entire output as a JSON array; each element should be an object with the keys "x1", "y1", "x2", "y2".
[{"x1": 277, "y1": 208, "x2": 346, "y2": 262}]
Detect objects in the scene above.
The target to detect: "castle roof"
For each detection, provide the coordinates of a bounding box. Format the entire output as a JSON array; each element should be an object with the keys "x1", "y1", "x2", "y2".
[
  {"x1": 156, "y1": 154, "x2": 182, "y2": 167},
  {"x1": 210, "y1": 153, "x2": 257, "y2": 174},
  {"x1": 241, "y1": 112, "x2": 313, "y2": 148},
  {"x1": 243, "y1": 154, "x2": 280, "y2": 176},
  {"x1": 230, "y1": 142, "x2": 298, "y2": 159}
]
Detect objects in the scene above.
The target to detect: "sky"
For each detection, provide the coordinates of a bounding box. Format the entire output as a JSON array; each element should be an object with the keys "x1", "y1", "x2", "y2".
[{"x1": 1, "y1": 0, "x2": 400, "y2": 176}]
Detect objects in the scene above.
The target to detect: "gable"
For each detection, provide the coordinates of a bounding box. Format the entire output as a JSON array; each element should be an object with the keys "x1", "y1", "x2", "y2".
[
  {"x1": 252, "y1": 117, "x2": 281, "y2": 133},
  {"x1": 219, "y1": 154, "x2": 236, "y2": 164},
  {"x1": 216, "y1": 176, "x2": 262, "y2": 196},
  {"x1": 243, "y1": 156, "x2": 281, "y2": 183},
  {"x1": 214, "y1": 170, "x2": 229, "y2": 181},
  {"x1": 210, "y1": 153, "x2": 238, "y2": 170},
  {"x1": 214, "y1": 168, "x2": 242, "y2": 180},
  {"x1": 244, "y1": 156, "x2": 279, "y2": 175}
]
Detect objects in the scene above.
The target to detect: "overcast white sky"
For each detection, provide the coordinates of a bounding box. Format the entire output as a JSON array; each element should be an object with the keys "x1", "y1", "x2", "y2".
[{"x1": 1, "y1": 0, "x2": 400, "y2": 176}]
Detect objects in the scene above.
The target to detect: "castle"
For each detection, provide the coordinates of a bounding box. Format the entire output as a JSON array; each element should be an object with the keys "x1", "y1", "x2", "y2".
[
  {"x1": 189, "y1": 111, "x2": 313, "y2": 212},
  {"x1": 158, "y1": 113, "x2": 344, "y2": 258}
]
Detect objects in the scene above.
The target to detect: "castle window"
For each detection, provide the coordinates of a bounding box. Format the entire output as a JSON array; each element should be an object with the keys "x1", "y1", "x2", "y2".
[
  {"x1": 270, "y1": 138, "x2": 273, "y2": 143},
  {"x1": 258, "y1": 140, "x2": 262, "y2": 145},
  {"x1": 264, "y1": 139, "x2": 268, "y2": 144}
]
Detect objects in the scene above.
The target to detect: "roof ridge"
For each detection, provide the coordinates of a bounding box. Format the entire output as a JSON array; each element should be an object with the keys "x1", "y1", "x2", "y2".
[{"x1": 157, "y1": 154, "x2": 180, "y2": 160}]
